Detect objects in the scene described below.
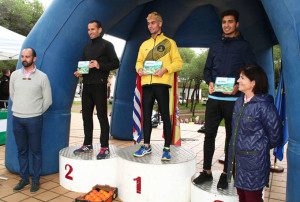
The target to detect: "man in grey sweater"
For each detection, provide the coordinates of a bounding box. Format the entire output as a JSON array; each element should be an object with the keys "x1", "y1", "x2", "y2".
[{"x1": 10, "y1": 48, "x2": 52, "y2": 193}]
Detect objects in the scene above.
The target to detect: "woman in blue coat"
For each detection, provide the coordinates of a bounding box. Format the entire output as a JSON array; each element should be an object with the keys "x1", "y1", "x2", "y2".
[{"x1": 227, "y1": 65, "x2": 283, "y2": 202}]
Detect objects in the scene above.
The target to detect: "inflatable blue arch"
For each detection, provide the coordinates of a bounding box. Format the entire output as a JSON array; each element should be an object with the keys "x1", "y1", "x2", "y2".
[{"x1": 5, "y1": 0, "x2": 300, "y2": 201}]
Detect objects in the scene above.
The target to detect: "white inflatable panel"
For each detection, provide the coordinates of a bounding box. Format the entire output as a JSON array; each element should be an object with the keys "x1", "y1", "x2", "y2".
[
  {"x1": 191, "y1": 170, "x2": 238, "y2": 202},
  {"x1": 0, "y1": 119, "x2": 7, "y2": 132},
  {"x1": 117, "y1": 144, "x2": 196, "y2": 202},
  {"x1": 59, "y1": 144, "x2": 120, "y2": 192}
]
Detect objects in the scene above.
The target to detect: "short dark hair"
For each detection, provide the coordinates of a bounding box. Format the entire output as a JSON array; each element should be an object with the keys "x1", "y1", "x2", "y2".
[
  {"x1": 221, "y1": 10, "x2": 239, "y2": 22},
  {"x1": 239, "y1": 65, "x2": 269, "y2": 94},
  {"x1": 24, "y1": 47, "x2": 36, "y2": 58},
  {"x1": 2, "y1": 68, "x2": 9, "y2": 75},
  {"x1": 89, "y1": 20, "x2": 102, "y2": 28}
]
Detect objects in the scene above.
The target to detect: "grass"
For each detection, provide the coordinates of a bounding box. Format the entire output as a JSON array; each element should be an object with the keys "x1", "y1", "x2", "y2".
[
  {"x1": 72, "y1": 101, "x2": 81, "y2": 105},
  {"x1": 179, "y1": 102, "x2": 206, "y2": 110}
]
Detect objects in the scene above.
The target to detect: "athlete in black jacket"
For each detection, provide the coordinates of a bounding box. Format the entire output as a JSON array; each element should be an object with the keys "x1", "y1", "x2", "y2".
[{"x1": 73, "y1": 20, "x2": 119, "y2": 159}]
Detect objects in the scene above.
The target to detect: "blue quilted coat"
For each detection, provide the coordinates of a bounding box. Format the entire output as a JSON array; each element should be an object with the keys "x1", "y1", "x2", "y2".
[{"x1": 227, "y1": 94, "x2": 283, "y2": 191}]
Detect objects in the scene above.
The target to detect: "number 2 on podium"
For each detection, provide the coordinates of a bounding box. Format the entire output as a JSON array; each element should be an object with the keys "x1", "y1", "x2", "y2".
[
  {"x1": 65, "y1": 164, "x2": 73, "y2": 180},
  {"x1": 133, "y1": 176, "x2": 141, "y2": 194}
]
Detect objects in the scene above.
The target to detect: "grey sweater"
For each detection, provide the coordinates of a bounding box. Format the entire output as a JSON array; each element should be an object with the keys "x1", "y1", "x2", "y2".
[{"x1": 10, "y1": 67, "x2": 52, "y2": 118}]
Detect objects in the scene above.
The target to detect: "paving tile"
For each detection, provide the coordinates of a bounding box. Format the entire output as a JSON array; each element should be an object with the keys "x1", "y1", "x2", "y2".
[
  {"x1": 51, "y1": 186, "x2": 69, "y2": 195},
  {"x1": 271, "y1": 180, "x2": 287, "y2": 187},
  {"x1": 268, "y1": 198, "x2": 285, "y2": 202},
  {"x1": 64, "y1": 191, "x2": 85, "y2": 199},
  {"x1": 0, "y1": 178, "x2": 19, "y2": 188},
  {"x1": 270, "y1": 185, "x2": 286, "y2": 194},
  {"x1": 269, "y1": 192, "x2": 286, "y2": 201},
  {"x1": 33, "y1": 191, "x2": 60, "y2": 201},
  {"x1": 41, "y1": 173, "x2": 59, "y2": 181},
  {"x1": 2, "y1": 192, "x2": 30, "y2": 202},
  {"x1": 22, "y1": 197, "x2": 42, "y2": 202},
  {"x1": 50, "y1": 177, "x2": 60, "y2": 183},
  {"x1": 21, "y1": 187, "x2": 47, "y2": 196},
  {"x1": 0, "y1": 186, "x2": 15, "y2": 198},
  {"x1": 48, "y1": 195, "x2": 74, "y2": 202},
  {"x1": 40, "y1": 181, "x2": 59, "y2": 190}
]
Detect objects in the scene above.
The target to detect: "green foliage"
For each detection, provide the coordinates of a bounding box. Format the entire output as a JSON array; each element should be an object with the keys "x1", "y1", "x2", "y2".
[
  {"x1": 179, "y1": 48, "x2": 196, "y2": 63},
  {"x1": 0, "y1": 0, "x2": 44, "y2": 36},
  {"x1": 273, "y1": 45, "x2": 281, "y2": 89},
  {"x1": 0, "y1": 0, "x2": 44, "y2": 72},
  {"x1": 189, "y1": 52, "x2": 207, "y2": 82},
  {"x1": 200, "y1": 82, "x2": 209, "y2": 97},
  {"x1": 0, "y1": 60, "x2": 18, "y2": 76}
]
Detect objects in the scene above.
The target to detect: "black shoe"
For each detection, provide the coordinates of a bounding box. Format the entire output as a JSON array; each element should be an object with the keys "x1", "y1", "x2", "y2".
[
  {"x1": 30, "y1": 181, "x2": 40, "y2": 193},
  {"x1": 217, "y1": 173, "x2": 228, "y2": 190},
  {"x1": 193, "y1": 170, "x2": 213, "y2": 184},
  {"x1": 13, "y1": 180, "x2": 29, "y2": 191},
  {"x1": 197, "y1": 126, "x2": 205, "y2": 133}
]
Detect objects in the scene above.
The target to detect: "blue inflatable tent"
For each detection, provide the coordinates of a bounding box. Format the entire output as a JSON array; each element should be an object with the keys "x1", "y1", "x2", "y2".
[{"x1": 5, "y1": 0, "x2": 300, "y2": 201}]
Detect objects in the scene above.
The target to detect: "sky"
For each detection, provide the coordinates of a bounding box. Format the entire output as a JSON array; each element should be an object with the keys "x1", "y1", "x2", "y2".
[
  {"x1": 37, "y1": 0, "x2": 205, "y2": 57},
  {"x1": 39, "y1": 0, "x2": 52, "y2": 9}
]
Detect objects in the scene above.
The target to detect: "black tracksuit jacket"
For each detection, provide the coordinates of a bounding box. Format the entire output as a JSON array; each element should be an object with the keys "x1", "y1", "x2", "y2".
[{"x1": 82, "y1": 36, "x2": 119, "y2": 84}]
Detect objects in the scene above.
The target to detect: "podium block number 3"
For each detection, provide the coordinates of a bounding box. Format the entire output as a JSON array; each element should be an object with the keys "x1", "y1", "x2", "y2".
[
  {"x1": 65, "y1": 164, "x2": 73, "y2": 180},
  {"x1": 133, "y1": 176, "x2": 141, "y2": 194}
]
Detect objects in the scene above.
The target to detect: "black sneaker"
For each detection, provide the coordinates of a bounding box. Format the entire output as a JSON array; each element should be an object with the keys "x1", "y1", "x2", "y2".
[
  {"x1": 97, "y1": 147, "x2": 110, "y2": 159},
  {"x1": 13, "y1": 180, "x2": 29, "y2": 191},
  {"x1": 193, "y1": 170, "x2": 213, "y2": 184},
  {"x1": 30, "y1": 181, "x2": 40, "y2": 193},
  {"x1": 217, "y1": 173, "x2": 228, "y2": 190},
  {"x1": 197, "y1": 126, "x2": 205, "y2": 133},
  {"x1": 73, "y1": 145, "x2": 93, "y2": 155}
]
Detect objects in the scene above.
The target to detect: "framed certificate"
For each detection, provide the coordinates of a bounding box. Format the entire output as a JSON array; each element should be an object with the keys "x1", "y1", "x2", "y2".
[
  {"x1": 143, "y1": 61, "x2": 163, "y2": 75},
  {"x1": 214, "y1": 77, "x2": 235, "y2": 93},
  {"x1": 77, "y1": 61, "x2": 89, "y2": 74}
]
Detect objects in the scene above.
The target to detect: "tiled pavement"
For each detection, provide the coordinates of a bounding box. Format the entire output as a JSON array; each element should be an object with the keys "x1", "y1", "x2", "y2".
[{"x1": 0, "y1": 112, "x2": 287, "y2": 201}]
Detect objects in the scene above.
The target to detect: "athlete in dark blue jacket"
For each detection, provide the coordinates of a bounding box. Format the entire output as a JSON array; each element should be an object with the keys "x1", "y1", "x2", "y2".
[{"x1": 193, "y1": 10, "x2": 256, "y2": 190}]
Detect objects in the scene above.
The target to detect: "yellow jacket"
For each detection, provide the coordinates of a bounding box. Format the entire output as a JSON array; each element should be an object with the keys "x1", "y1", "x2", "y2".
[{"x1": 136, "y1": 33, "x2": 183, "y2": 86}]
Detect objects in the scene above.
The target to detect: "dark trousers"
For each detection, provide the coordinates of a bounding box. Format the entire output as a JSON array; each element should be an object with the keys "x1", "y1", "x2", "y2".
[
  {"x1": 82, "y1": 84, "x2": 109, "y2": 147},
  {"x1": 203, "y1": 98, "x2": 235, "y2": 173},
  {"x1": 13, "y1": 115, "x2": 43, "y2": 182},
  {"x1": 237, "y1": 188, "x2": 264, "y2": 202},
  {"x1": 142, "y1": 85, "x2": 172, "y2": 147}
]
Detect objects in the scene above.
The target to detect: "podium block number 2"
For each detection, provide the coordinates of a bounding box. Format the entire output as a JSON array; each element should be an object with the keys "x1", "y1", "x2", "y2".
[
  {"x1": 133, "y1": 176, "x2": 141, "y2": 194},
  {"x1": 65, "y1": 164, "x2": 73, "y2": 180}
]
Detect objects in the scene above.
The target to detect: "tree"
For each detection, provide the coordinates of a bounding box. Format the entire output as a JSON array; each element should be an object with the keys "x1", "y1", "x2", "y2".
[
  {"x1": 179, "y1": 48, "x2": 196, "y2": 64},
  {"x1": 0, "y1": 0, "x2": 44, "y2": 36},
  {"x1": 189, "y1": 53, "x2": 206, "y2": 115},
  {"x1": 200, "y1": 82, "x2": 209, "y2": 97},
  {"x1": 0, "y1": 0, "x2": 44, "y2": 73},
  {"x1": 273, "y1": 45, "x2": 281, "y2": 89},
  {"x1": 178, "y1": 48, "x2": 196, "y2": 104}
]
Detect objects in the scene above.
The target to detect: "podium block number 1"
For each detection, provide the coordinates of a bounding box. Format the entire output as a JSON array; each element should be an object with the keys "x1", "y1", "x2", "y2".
[{"x1": 133, "y1": 176, "x2": 141, "y2": 194}]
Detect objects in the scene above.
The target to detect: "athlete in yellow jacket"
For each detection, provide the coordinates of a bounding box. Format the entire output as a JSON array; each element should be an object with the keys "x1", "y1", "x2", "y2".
[
  {"x1": 133, "y1": 12, "x2": 183, "y2": 160},
  {"x1": 136, "y1": 33, "x2": 183, "y2": 86}
]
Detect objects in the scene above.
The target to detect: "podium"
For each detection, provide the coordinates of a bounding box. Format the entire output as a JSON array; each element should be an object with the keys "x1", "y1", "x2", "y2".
[
  {"x1": 191, "y1": 170, "x2": 238, "y2": 202},
  {"x1": 59, "y1": 145, "x2": 120, "y2": 192},
  {"x1": 117, "y1": 144, "x2": 196, "y2": 202}
]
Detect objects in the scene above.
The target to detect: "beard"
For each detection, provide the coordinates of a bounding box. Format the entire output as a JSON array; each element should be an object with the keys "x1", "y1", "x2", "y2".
[{"x1": 22, "y1": 60, "x2": 33, "y2": 67}]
